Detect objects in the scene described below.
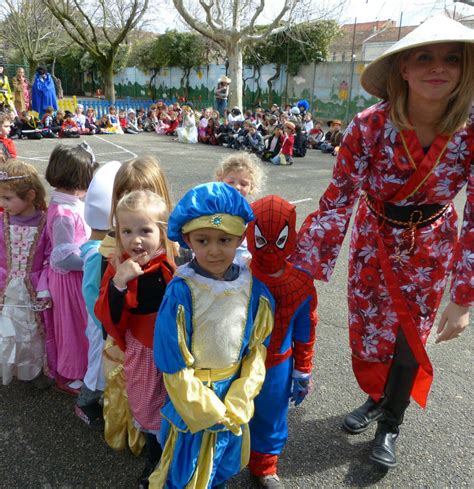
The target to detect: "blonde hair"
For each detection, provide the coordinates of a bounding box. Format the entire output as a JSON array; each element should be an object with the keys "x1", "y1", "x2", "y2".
[
  {"x1": 214, "y1": 153, "x2": 265, "y2": 196},
  {"x1": 0, "y1": 111, "x2": 12, "y2": 126},
  {"x1": 115, "y1": 190, "x2": 174, "y2": 261},
  {"x1": 111, "y1": 155, "x2": 173, "y2": 226},
  {"x1": 111, "y1": 155, "x2": 177, "y2": 260},
  {"x1": 388, "y1": 43, "x2": 474, "y2": 135},
  {"x1": 0, "y1": 160, "x2": 47, "y2": 211}
]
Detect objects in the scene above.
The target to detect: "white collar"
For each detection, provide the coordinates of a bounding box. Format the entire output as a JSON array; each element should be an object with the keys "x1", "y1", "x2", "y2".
[
  {"x1": 176, "y1": 262, "x2": 251, "y2": 294},
  {"x1": 51, "y1": 190, "x2": 84, "y2": 209}
]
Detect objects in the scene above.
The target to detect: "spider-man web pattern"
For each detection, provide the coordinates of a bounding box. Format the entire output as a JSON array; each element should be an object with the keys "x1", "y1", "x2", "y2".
[{"x1": 247, "y1": 195, "x2": 317, "y2": 477}]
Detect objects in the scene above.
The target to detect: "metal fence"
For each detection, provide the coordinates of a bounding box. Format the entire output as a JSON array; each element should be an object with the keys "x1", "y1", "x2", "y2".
[
  {"x1": 3, "y1": 64, "x2": 30, "y2": 80},
  {"x1": 76, "y1": 97, "x2": 158, "y2": 118}
]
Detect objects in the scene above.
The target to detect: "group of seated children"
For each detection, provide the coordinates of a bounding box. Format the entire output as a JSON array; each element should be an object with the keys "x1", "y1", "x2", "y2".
[
  {"x1": 3, "y1": 104, "x2": 144, "y2": 140},
  {"x1": 145, "y1": 99, "x2": 344, "y2": 163},
  {"x1": 0, "y1": 145, "x2": 317, "y2": 489},
  {"x1": 3, "y1": 97, "x2": 344, "y2": 162}
]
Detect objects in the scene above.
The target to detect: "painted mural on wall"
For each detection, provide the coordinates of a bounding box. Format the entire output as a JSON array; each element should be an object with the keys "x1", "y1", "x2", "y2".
[{"x1": 110, "y1": 61, "x2": 379, "y2": 122}]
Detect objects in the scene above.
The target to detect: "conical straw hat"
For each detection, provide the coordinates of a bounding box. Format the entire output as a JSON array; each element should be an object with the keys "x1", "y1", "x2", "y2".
[{"x1": 361, "y1": 15, "x2": 474, "y2": 99}]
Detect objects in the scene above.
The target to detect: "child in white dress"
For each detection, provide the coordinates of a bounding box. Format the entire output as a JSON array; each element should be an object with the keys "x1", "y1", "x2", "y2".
[{"x1": 0, "y1": 161, "x2": 51, "y2": 385}]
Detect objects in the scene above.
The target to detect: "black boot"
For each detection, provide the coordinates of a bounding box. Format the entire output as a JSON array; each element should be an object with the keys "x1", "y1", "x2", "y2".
[
  {"x1": 342, "y1": 396, "x2": 382, "y2": 434},
  {"x1": 369, "y1": 330, "x2": 418, "y2": 469},
  {"x1": 369, "y1": 416, "x2": 399, "y2": 468},
  {"x1": 138, "y1": 434, "x2": 163, "y2": 489}
]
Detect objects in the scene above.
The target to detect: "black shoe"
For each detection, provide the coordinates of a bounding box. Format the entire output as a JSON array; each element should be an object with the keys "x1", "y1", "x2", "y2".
[
  {"x1": 369, "y1": 421, "x2": 399, "y2": 469},
  {"x1": 342, "y1": 397, "x2": 382, "y2": 434},
  {"x1": 138, "y1": 434, "x2": 162, "y2": 489},
  {"x1": 75, "y1": 402, "x2": 104, "y2": 431},
  {"x1": 138, "y1": 459, "x2": 158, "y2": 489}
]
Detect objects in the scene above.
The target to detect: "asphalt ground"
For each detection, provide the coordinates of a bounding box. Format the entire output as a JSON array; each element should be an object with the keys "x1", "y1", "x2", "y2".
[{"x1": 0, "y1": 133, "x2": 472, "y2": 488}]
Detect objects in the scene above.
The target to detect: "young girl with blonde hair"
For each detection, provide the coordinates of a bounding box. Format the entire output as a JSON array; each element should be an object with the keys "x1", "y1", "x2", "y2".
[
  {"x1": 0, "y1": 160, "x2": 52, "y2": 385},
  {"x1": 293, "y1": 16, "x2": 474, "y2": 469},
  {"x1": 96, "y1": 190, "x2": 175, "y2": 488},
  {"x1": 214, "y1": 152, "x2": 265, "y2": 199},
  {"x1": 96, "y1": 155, "x2": 176, "y2": 487},
  {"x1": 215, "y1": 153, "x2": 266, "y2": 264}
]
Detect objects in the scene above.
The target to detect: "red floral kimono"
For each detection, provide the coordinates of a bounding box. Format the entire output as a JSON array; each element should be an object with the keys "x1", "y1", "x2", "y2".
[{"x1": 293, "y1": 101, "x2": 473, "y2": 408}]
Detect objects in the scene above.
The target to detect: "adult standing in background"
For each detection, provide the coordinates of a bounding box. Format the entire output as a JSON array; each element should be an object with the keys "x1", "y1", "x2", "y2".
[
  {"x1": 31, "y1": 65, "x2": 58, "y2": 117},
  {"x1": 12, "y1": 67, "x2": 31, "y2": 113},
  {"x1": 292, "y1": 15, "x2": 473, "y2": 470},
  {"x1": 0, "y1": 61, "x2": 14, "y2": 112},
  {"x1": 215, "y1": 75, "x2": 231, "y2": 117}
]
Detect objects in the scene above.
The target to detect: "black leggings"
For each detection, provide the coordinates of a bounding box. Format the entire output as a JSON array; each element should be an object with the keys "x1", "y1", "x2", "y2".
[{"x1": 382, "y1": 329, "x2": 419, "y2": 424}]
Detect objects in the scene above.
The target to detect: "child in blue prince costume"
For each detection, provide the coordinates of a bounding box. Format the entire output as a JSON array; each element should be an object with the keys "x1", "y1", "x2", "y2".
[{"x1": 150, "y1": 182, "x2": 274, "y2": 489}]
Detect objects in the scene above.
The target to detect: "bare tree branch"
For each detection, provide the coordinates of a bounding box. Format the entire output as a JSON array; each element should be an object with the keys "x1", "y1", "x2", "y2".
[
  {"x1": 172, "y1": 0, "x2": 225, "y2": 44},
  {"x1": 0, "y1": 0, "x2": 67, "y2": 74},
  {"x1": 247, "y1": 0, "x2": 265, "y2": 32},
  {"x1": 170, "y1": 0, "x2": 336, "y2": 108},
  {"x1": 198, "y1": 0, "x2": 220, "y2": 32},
  {"x1": 241, "y1": 0, "x2": 291, "y2": 39},
  {"x1": 42, "y1": 0, "x2": 149, "y2": 101}
]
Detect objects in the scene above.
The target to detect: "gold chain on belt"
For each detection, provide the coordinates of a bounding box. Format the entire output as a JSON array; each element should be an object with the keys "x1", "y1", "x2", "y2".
[{"x1": 363, "y1": 192, "x2": 449, "y2": 256}]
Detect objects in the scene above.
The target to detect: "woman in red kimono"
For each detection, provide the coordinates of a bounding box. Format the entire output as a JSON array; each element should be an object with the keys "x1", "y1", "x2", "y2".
[{"x1": 292, "y1": 15, "x2": 473, "y2": 469}]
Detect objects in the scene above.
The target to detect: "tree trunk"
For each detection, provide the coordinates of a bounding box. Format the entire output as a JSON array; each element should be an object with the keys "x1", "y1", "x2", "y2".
[
  {"x1": 28, "y1": 60, "x2": 37, "y2": 83},
  {"x1": 102, "y1": 62, "x2": 115, "y2": 103},
  {"x1": 254, "y1": 66, "x2": 262, "y2": 106},
  {"x1": 149, "y1": 69, "x2": 158, "y2": 100},
  {"x1": 227, "y1": 42, "x2": 243, "y2": 110},
  {"x1": 180, "y1": 68, "x2": 191, "y2": 100},
  {"x1": 267, "y1": 63, "x2": 281, "y2": 106}
]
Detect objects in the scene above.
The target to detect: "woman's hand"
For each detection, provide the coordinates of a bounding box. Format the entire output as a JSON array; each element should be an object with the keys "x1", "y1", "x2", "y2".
[
  {"x1": 113, "y1": 252, "x2": 151, "y2": 289},
  {"x1": 435, "y1": 302, "x2": 470, "y2": 344}
]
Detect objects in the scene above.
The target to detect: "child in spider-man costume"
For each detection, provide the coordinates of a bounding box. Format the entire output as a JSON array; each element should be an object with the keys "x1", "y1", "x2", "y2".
[{"x1": 247, "y1": 195, "x2": 317, "y2": 488}]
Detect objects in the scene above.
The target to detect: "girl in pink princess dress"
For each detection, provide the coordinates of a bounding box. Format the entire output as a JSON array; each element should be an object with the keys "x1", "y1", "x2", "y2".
[
  {"x1": 0, "y1": 161, "x2": 52, "y2": 386},
  {"x1": 45, "y1": 143, "x2": 99, "y2": 394}
]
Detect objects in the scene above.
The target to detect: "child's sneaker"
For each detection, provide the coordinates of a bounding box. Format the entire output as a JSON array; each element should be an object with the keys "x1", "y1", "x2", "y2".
[
  {"x1": 257, "y1": 474, "x2": 284, "y2": 488},
  {"x1": 75, "y1": 402, "x2": 104, "y2": 431}
]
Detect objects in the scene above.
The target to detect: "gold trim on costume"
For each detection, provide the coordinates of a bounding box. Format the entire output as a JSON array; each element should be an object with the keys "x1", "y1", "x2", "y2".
[
  {"x1": 149, "y1": 425, "x2": 179, "y2": 489},
  {"x1": 399, "y1": 132, "x2": 452, "y2": 199},
  {"x1": 240, "y1": 423, "x2": 251, "y2": 469},
  {"x1": 399, "y1": 132, "x2": 417, "y2": 170},
  {"x1": 186, "y1": 432, "x2": 217, "y2": 488},
  {"x1": 176, "y1": 304, "x2": 194, "y2": 367},
  {"x1": 102, "y1": 337, "x2": 145, "y2": 456},
  {"x1": 182, "y1": 214, "x2": 245, "y2": 236},
  {"x1": 194, "y1": 362, "x2": 241, "y2": 383}
]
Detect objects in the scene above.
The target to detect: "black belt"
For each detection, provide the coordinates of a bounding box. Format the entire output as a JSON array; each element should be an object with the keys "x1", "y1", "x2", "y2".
[{"x1": 364, "y1": 193, "x2": 449, "y2": 229}]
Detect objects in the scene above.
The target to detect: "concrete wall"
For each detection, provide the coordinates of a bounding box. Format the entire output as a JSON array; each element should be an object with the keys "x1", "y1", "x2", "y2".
[{"x1": 111, "y1": 61, "x2": 379, "y2": 123}]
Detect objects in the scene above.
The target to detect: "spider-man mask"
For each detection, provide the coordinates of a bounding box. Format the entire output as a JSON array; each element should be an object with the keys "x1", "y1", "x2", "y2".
[{"x1": 247, "y1": 195, "x2": 296, "y2": 274}]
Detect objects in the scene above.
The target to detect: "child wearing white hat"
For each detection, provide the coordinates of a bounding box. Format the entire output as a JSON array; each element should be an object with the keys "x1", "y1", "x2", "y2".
[{"x1": 75, "y1": 160, "x2": 121, "y2": 430}]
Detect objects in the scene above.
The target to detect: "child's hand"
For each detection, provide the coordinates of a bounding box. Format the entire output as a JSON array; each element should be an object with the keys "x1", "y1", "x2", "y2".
[
  {"x1": 290, "y1": 370, "x2": 312, "y2": 406},
  {"x1": 113, "y1": 252, "x2": 151, "y2": 289},
  {"x1": 435, "y1": 302, "x2": 469, "y2": 343}
]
